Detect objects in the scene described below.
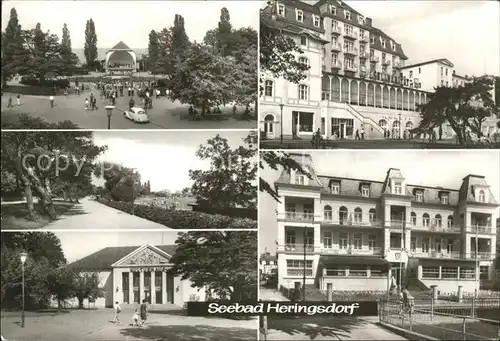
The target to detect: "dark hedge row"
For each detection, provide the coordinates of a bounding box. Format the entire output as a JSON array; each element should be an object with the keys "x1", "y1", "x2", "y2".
[{"x1": 98, "y1": 199, "x2": 257, "y2": 229}]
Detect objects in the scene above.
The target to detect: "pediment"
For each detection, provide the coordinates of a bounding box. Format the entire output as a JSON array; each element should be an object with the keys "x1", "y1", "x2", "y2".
[{"x1": 112, "y1": 245, "x2": 171, "y2": 267}]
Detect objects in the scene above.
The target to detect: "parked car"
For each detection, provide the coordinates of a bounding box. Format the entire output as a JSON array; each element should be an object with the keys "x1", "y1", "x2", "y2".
[{"x1": 124, "y1": 107, "x2": 149, "y2": 123}]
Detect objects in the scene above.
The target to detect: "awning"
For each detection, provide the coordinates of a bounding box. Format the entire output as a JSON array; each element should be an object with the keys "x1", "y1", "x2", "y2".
[{"x1": 319, "y1": 255, "x2": 389, "y2": 267}]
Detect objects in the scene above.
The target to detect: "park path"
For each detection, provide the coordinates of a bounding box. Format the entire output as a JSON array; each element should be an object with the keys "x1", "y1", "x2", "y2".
[{"x1": 41, "y1": 198, "x2": 169, "y2": 230}]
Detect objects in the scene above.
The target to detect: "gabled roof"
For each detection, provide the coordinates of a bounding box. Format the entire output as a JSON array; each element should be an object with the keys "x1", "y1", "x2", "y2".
[
  {"x1": 67, "y1": 244, "x2": 177, "y2": 271},
  {"x1": 381, "y1": 168, "x2": 409, "y2": 195},
  {"x1": 110, "y1": 41, "x2": 132, "y2": 50},
  {"x1": 275, "y1": 153, "x2": 324, "y2": 188},
  {"x1": 400, "y1": 58, "x2": 454, "y2": 70}
]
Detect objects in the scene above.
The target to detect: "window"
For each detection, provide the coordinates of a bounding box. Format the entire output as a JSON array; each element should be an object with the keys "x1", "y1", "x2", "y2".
[
  {"x1": 359, "y1": 29, "x2": 365, "y2": 40},
  {"x1": 382, "y1": 40, "x2": 386, "y2": 48},
  {"x1": 478, "y1": 190, "x2": 486, "y2": 202},
  {"x1": 390, "y1": 233, "x2": 401, "y2": 249},
  {"x1": 370, "y1": 36, "x2": 375, "y2": 44},
  {"x1": 300, "y1": 35, "x2": 307, "y2": 46},
  {"x1": 435, "y1": 237, "x2": 442, "y2": 253},
  {"x1": 299, "y1": 57, "x2": 308, "y2": 66},
  {"x1": 447, "y1": 239, "x2": 454, "y2": 253},
  {"x1": 326, "y1": 267, "x2": 346, "y2": 277},
  {"x1": 435, "y1": 214, "x2": 442, "y2": 228},
  {"x1": 349, "y1": 265, "x2": 367, "y2": 277},
  {"x1": 332, "y1": 52, "x2": 338, "y2": 65},
  {"x1": 422, "y1": 237, "x2": 430, "y2": 253},
  {"x1": 331, "y1": 182, "x2": 340, "y2": 194},
  {"x1": 411, "y1": 212, "x2": 416, "y2": 226},
  {"x1": 296, "y1": 9, "x2": 303, "y2": 22},
  {"x1": 441, "y1": 194, "x2": 448, "y2": 204},
  {"x1": 285, "y1": 231, "x2": 296, "y2": 246},
  {"x1": 353, "y1": 232, "x2": 362, "y2": 249},
  {"x1": 323, "y1": 231, "x2": 333, "y2": 248},
  {"x1": 442, "y1": 267, "x2": 458, "y2": 279},
  {"x1": 298, "y1": 84, "x2": 308, "y2": 100},
  {"x1": 446, "y1": 81, "x2": 449, "y2": 87},
  {"x1": 418, "y1": 67, "x2": 421, "y2": 74},
  {"x1": 344, "y1": 24, "x2": 353, "y2": 36},
  {"x1": 480, "y1": 266, "x2": 489, "y2": 280},
  {"x1": 287, "y1": 260, "x2": 313, "y2": 276},
  {"x1": 423, "y1": 213, "x2": 430, "y2": 227},
  {"x1": 447, "y1": 216, "x2": 453, "y2": 229},
  {"x1": 329, "y1": 5, "x2": 336, "y2": 15},
  {"x1": 264, "y1": 80, "x2": 273, "y2": 97},
  {"x1": 313, "y1": 15, "x2": 320, "y2": 27},
  {"x1": 361, "y1": 185, "x2": 370, "y2": 197},
  {"x1": 332, "y1": 20, "x2": 339, "y2": 30},
  {"x1": 344, "y1": 56, "x2": 354, "y2": 68},
  {"x1": 409, "y1": 70, "x2": 413, "y2": 78},
  {"x1": 368, "y1": 234, "x2": 377, "y2": 250},
  {"x1": 393, "y1": 181, "x2": 402, "y2": 194},
  {"x1": 276, "y1": 3, "x2": 285, "y2": 16},
  {"x1": 339, "y1": 206, "x2": 348, "y2": 224},
  {"x1": 343, "y1": 40, "x2": 354, "y2": 53},
  {"x1": 295, "y1": 173, "x2": 305, "y2": 185},
  {"x1": 344, "y1": 10, "x2": 351, "y2": 20},
  {"x1": 459, "y1": 268, "x2": 475, "y2": 279},
  {"x1": 410, "y1": 237, "x2": 416, "y2": 252},
  {"x1": 358, "y1": 15, "x2": 364, "y2": 24},
  {"x1": 339, "y1": 232, "x2": 348, "y2": 249},
  {"x1": 354, "y1": 208, "x2": 362, "y2": 223},
  {"x1": 369, "y1": 209, "x2": 376, "y2": 222},
  {"x1": 422, "y1": 267, "x2": 439, "y2": 279},
  {"x1": 392, "y1": 42, "x2": 396, "y2": 51},
  {"x1": 441, "y1": 67, "x2": 443, "y2": 76},
  {"x1": 445, "y1": 68, "x2": 448, "y2": 76},
  {"x1": 441, "y1": 80, "x2": 444, "y2": 86},
  {"x1": 324, "y1": 205, "x2": 332, "y2": 220},
  {"x1": 415, "y1": 191, "x2": 423, "y2": 202}
]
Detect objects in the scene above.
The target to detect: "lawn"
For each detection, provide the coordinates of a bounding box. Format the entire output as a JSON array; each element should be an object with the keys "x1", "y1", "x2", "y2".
[
  {"x1": 1, "y1": 200, "x2": 75, "y2": 230},
  {"x1": 135, "y1": 195, "x2": 196, "y2": 211}
]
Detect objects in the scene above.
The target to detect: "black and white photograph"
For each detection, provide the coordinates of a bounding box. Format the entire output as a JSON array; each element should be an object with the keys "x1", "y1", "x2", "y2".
[
  {"x1": 0, "y1": 230, "x2": 258, "y2": 341},
  {"x1": 1, "y1": 130, "x2": 257, "y2": 230},
  {"x1": 1, "y1": 1, "x2": 258, "y2": 130},
  {"x1": 259, "y1": 0, "x2": 499, "y2": 149},
  {"x1": 258, "y1": 149, "x2": 500, "y2": 340}
]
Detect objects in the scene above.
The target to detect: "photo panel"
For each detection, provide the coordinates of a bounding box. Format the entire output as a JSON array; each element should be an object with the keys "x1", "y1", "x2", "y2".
[
  {"x1": 1, "y1": 1, "x2": 258, "y2": 130},
  {"x1": 258, "y1": 149, "x2": 500, "y2": 340},
  {"x1": 1, "y1": 130, "x2": 257, "y2": 231},
  {"x1": 0, "y1": 230, "x2": 259, "y2": 340}
]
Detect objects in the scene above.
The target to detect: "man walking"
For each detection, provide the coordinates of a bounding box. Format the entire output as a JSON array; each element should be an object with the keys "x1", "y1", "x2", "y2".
[
  {"x1": 139, "y1": 299, "x2": 148, "y2": 327},
  {"x1": 113, "y1": 301, "x2": 121, "y2": 324}
]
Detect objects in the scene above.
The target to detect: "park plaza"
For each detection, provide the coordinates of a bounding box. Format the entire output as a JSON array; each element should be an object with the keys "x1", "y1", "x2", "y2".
[
  {"x1": 274, "y1": 154, "x2": 498, "y2": 296},
  {"x1": 51, "y1": 244, "x2": 207, "y2": 309},
  {"x1": 259, "y1": 1, "x2": 498, "y2": 140}
]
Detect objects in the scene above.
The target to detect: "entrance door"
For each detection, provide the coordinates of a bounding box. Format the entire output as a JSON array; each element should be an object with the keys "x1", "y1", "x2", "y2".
[
  {"x1": 340, "y1": 123, "x2": 345, "y2": 139},
  {"x1": 133, "y1": 272, "x2": 140, "y2": 303},
  {"x1": 167, "y1": 271, "x2": 174, "y2": 304},
  {"x1": 292, "y1": 112, "x2": 298, "y2": 137},
  {"x1": 154, "y1": 272, "x2": 162, "y2": 304},
  {"x1": 321, "y1": 118, "x2": 325, "y2": 135},
  {"x1": 144, "y1": 272, "x2": 151, "y2": 303},
  {"x1": 264, "y1": 114, "x2": 274, "y2": 138}
]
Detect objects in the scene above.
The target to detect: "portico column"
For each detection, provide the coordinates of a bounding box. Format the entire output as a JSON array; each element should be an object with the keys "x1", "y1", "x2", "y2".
[
  {"x1": 162, "y1": 271, "x2": 167, "y2": 304},
  {"x1": 150, "y1": 272, "x2": 156, "y2": 304},
  {"x1": 139, "y1": 271, "x2": 145, "y2": 303},
  {"x1": 128, "y1": 272, "x2": 133, "y2": 304}
]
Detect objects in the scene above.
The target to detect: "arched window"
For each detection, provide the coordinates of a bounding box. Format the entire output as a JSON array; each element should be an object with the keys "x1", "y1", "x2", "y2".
[
  {"x1": 375, "y1": 84, "x2": 382, "y2": 107},
  {"x1": 367, "y1": 83, "x2": 374, "y2": 106},
  {"x1": 392, "y1": 120, "x2": 400, "y2": 130},
  {"x1": 264, "y1": 80, "x2": 274, "y2": 97},
  {"x1": 264, "y1": 114, "x2": 274, "y2": 133},
  {"x1": 447, "y1": 215, "x2": 454, "y2": 229},
  {"x1": 390, "y1": 88, "x2": 396, "y2": 109},
  {"x1": 350, "y1": 81, "x2": 359, "y2": 105},
  {"x1": 379, "y1": 119, "x2": 387, "y2": 129},
  {"x1": 298, "y1": 84, "x2": 308, "y2": 100},
  {"x1": 322, "y1": 76, "x2": 330, "y2": 100},
  {"x1": 382, "y1": 86, "x2": 389, "y2": 108},
  {"x1": 411, "y1": 212, "x2": 417, "y2": 226},
  {"x1": 403, "y1": 90, "x2": 409, "y2": 110},
  {"x1": 324, "y1": 205, "x2": 333, "y2": 221},
  {"x1": 423, "y1": 213, "x2": 430, "y2": 227},
  {"x1": 406, "y1": 121, "x2": 413, "y2": 130},
  {"x1": 332, "y1": 77, "x2": 340, "y2": 102},
  {"x1": 354, "y1": 207, "x2": 362, "y2": 223},
  {"x1": 300, "y1": 35, "x2": 307, "y2": 46},
  {"x1": 435, "y1": 214, "x2": 442, "y2": 228},
  {"x1": 359, "y1": 82, "x2": 367, "y2": 106},
  {"x1": 339, "y1": 206, "x2": 348, "y2": 224},
  {"x1": 478, "y1": 190, "x2": 486, "y2": 203},
  {"x1": 409, "y1": 91, "x2": 415, "y2": 111},
  {"x1": 369, "y1": 208, "x2": 376, "y2": 222},
  {"x1": 397, "y1": 89, "x2": 403, "y2": 109},
  {"x1": 341, "y1": 79, "x2": 349, "y2": 103}
]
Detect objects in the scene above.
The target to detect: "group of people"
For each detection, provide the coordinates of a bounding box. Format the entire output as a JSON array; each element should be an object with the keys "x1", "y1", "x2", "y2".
[
  {"x1": 6, "y1": 93, "x2": 21, "y2": 107},
  {"x1": 113, "y1": 298, "x2": 148, "y2": 327}
]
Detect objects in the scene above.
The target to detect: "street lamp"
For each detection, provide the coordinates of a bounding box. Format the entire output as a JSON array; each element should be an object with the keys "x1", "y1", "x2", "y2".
[
  {"x1": 20, "y1": 252, "x2": 28, "y2": 328},
  {"x1": 105, "y1": 106, "x2": 114, "y2": 130},
  {"x1": 279, "y1": 104, "x2": 284, "y2": 145}
]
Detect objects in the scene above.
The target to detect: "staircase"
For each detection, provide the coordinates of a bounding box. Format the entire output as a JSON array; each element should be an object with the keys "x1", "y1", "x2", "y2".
[
  {"x1": 406, "y1": 278, "x2": 432, "y2": 299},
  {"x1": 345, "y1": 103, "x2": 385, "y2": 138}
]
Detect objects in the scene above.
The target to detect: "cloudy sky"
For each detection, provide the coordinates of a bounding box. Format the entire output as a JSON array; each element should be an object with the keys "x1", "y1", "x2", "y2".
[
  {"x1": 1, "y1": 1, "x2": 259, "y2": 48},
  {"x1": 259, "y1": 150, "x2": 500, "y2": 254},
  {"x1": 92, "y1": 130, "x2": 253, "y2": 192},
  {"x1": 53, "y1": 231, "x2": 181, "y2": 263}
]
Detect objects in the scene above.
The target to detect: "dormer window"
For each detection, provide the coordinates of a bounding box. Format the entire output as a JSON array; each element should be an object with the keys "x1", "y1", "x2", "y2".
[
  {"x1": 440, "y1": 193, "x2": 449, "y2": 205},
  {"x1": 313, "y1": 15, "x2": 320, "y2": 27},
  {"x1": 329, "y1": 5, "x2": 336, "y2": 15},
  {"x1": 415, "y1": 191, "x2": 423, "y2": 202},
  {"x1": 392, "y1": 42, "x2": 396, "y2": 51},
  {"x1": 358, "y1": 15, "x2": 364, "y2": 24},
  {"x1": 478, "y1": 190, "x2": 486, "y2": 203},
  {"x1": 331, "y1": 182, "x2": 340, "y2": 194},
  {"x1": 344, "y1": 10, "x2": 351, "y2": 20},
  {"x1": 295, "y1": 174, "x2": 305, "y2": 185},
  {"x1": 277, "y1": 3, "x2": 285, "y2": 17},
  {"x1": 393, "y1": 181, "x2": 402, "y2": 195},
  {"x1": 296, "y1": 9, "x2": 304, "y2": 22},
  {"x1": 361, "y1": 185, "x2": 370, "y2": 197},
  {"x1": 382, "y1": 40, "x2": 386, "y2": 48},
  {"x1": 370, "y1": 36, "x2": 375, "y2": 45}
]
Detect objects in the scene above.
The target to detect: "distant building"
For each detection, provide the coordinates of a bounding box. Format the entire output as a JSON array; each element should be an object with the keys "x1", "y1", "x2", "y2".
[{"x1": 260, "y1": 252, "x2": 278, "y2": 276}]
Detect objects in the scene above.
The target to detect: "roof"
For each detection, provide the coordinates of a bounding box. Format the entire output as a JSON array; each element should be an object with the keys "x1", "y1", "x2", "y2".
[
  {"x1": 261, "y1": 253, "x2": 277, "y2": 262},
  {"x1": 317, "y1": 175, "x2": 384, "y2": 198},
  {"x1": 453, "y1": 74, "x2": 469, "y2": 80},
  {"x1": 67, "y1": 245, "x2": 177, "y2": 271},
  {"x1": 110, "y1": 41, "x2": 132, "y2": 50},
  {"x1": 262, "y1": 1, "x2": 325, "y2": 35},
  {"x1": 459, "y1": 175, "x2": 498, "y2": 205},
  {"x1": 368, "y1": 26, "x2": 408, "y2": 60},
  {"x1": 275, "y1": 154, "x2": 324, "y2": 188},
  {"x1": 400, "y1": 58, "x2": 454, "y2": 70},
  {"x1": 319, "y1": 255, "x2": 389, "y2": 266}
]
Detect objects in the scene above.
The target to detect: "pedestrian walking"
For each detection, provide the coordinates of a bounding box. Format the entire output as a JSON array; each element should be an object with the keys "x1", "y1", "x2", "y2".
[
  {"x1": 85, "y1": 98, "x2": 89, "y2": 111},
  {"x1": 7, "y1": 96, "x2": 13, "y2": 108},
  {"x1": 16, "y1": 93, "x2": 21, "y2": 106},
  {"x1": 49, "y1": 95, "x2": 55, "y2": 108},
  {"x1": 355, "y1": 129, "x2": 360, "y2": 140},
  {"x1": 132, "y1": 308, "x2": 140, "y2": 326},
  {"x1": 156, "y1": 88, "x2": 160, "y2": 99},
  {"x1": 139, "y1": 299, "x2": 148, "y2": 327},
  {"x1": 361, "y1": 127, "x2": 365, "y2": 140},
  {"x1": 113, "y1": 301, "x2": 121, "y2": 324}
]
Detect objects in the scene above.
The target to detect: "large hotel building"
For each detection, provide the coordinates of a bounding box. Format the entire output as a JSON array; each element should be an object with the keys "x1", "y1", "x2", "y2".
[
  {"x1": 274, "y1": 154, "x2": 498, "y2": 294},
  {"x1": 260, "y1": 0, "x2": 498, "y2": 140}
]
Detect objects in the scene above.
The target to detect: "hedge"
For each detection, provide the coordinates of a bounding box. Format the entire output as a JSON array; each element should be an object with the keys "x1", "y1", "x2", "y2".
[
  {"x1": 98, "y1": 199, "x2": 257, "y2": 229},
  {"x1": 3, "y1": 85, "x2": 59, "y2": 96}
]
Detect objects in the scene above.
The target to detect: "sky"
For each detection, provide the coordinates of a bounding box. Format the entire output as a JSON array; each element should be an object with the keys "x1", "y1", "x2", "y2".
[
  {"x1": 259, "y1": 150, "x2": 500, "y2": 255},
  {"x1": 1, "y1": 1, "x2": 259, "y2": 48},
  {"x1": 92, "y1": 130, "x2": 253, "y2": 192},
  {"x1": 53, "y1": 231, "x2": 181, "y2": 263}
]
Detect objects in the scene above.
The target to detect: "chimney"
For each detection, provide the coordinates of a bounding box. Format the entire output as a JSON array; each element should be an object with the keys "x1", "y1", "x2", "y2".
[
  {"x1": 453, "y1": 70, "x2": 455, "y2": 75},
  {"x1": 365, "y1": 17, "x2": 372, "y2": 26},
  {"x1": 465, "y1": 75, "x2": 468, "y2": 78}
]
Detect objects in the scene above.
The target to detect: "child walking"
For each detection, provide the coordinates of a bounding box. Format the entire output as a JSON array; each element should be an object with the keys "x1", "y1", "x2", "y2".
[
  {"x1": 85, "y1": 98, "x2": 89, "y2": 111},
  {"x1": 132, "y1": 308, "x2": 140, "y2": 326},
  {"x1": 113, "y1": 301, "x2": 121, "y2": 324}
]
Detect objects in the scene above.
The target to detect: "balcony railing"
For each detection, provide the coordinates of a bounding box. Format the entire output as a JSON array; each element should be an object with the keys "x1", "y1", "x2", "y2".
[
  {"x1": 278, "y1": 211, "x2": 315, "y2": 222},
  {"x1": 331, "y1": 43, "x2": 342, "y2": 52},
  {"x1": 278, "y1": 244, "x2": 318, "y2": 253},
  {"x1": 387, "y1": 219, "x2": 406, "y2": 229},
  {"x1": 412, "y1": 251, "x2": 461, "y2": 259},
  {"x1": 411, "y1": 224, "x2": 462, "y2": 233},
  {"x1": 344, "y1": 64, "x2": 358, "y2": 72},
  {"x1": 331, "y1": 60, "x2": 342, "y2": 69},
  {"x1": 344, "y1": 30, "x2": 358, "y2": 39},
  {"x1": 322, "y1": 217, "x2": 382, "y2": 228},
  {"x1": 468, "y1": 252, "x2": 495, "y2": 260},
  {"x1": 331, "y1": 26, "x2": 342, "y2": 35},
  {"x1": 359, "y1": 35, "x2": 369, "y2": 42},
  {"x1": 466, "y1": 225, "x2": 495, "y2": 234},
  {"x1": 359, "y1": 51, "x2": 370, "y2": 59},
  {"x1": 287, "y1": 268, "x2": 313, "y2": 276},
  {"x1": 370, "y1": 55, "x2": 379, "y2": 63},
  {"x1": 343, "y1": 47, "x2": 358, "y2": 55},
  {"x1": 382, "y1": 59, "x2": 391, "y2": 66},
  {"x1": 321, "y1": 247, "x2": 382, "y2": 256}
]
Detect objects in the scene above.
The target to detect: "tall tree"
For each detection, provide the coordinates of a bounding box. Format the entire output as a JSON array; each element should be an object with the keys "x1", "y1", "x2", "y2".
[
  {"x1": 170, "y1": 14, "x2": 190, "y2": 69},
  {"x1": 94, "y1": 162, "x2": 141, "y2": 202},
  {"x1": 203, "y1": 28, "x2": 218, "y2": 51},
  {"x1": 84, "y1": 19, "x2": 98, "y2": 67},
  {"x1": 156, "y1": 28, "x2": 174, "y2": 77},
  {"x1": 148, "y1": 30, "x2": 160, "y2": 75},
  {"x1": 216, "y1": 7, "x2": 232, "y2": 56},
  {"x1": 2, "y1": 8, "x2": 25, "y2": 85},
  {"x1": 60, "y1": 23, "x2": 79, "y2": 75},
  {"x1": 170, "y1": 231, "x2": 257, "y2": 301},
  {"x1": 189, "y1": 132, "x2": 257, "y2": 209}
]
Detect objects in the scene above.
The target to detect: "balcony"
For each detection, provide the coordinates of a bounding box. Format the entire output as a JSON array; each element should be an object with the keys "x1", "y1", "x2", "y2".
[
  {"x1": 467, "y1": 252, "x2": 495, "y2": 260},
  {"x1": 278, "y1": 211, "x2": 315, "y2": 223},
  {"x1": 412, "y1": 251, "x2": 461, "y2": 259},
  {"x1": 331, "y1": 26, "x2": 342, "y2": 35},
  {"x1": 330, "y1": 43, "x2": 343, "y2": 52},
  {"x1": 359, "y1": 35, "x2": 369, "y2": 43},
  {"x1": 321, "y1": 247, "x2": 383, "y2": 256},
  {"x1": 344, "y1": 64, "x2": 358, "y2": 73},
  {"x1": 323, "y1": 216, "x2": 382, "y2": 228},
  {"x1": 359, "y1": 51, "x2": 370, "y2": 59},
  {"x1": 411, "y1": 224, "x2": 461, "y2": 234},
  {"x1": 386, "y1": 219, "x2": 406, "y2": 229},
  {"x1": 344, "y1": 30, "x2": 358, "y2": 40},
  {"x1": 466, "y1": 225, "x2": 495, "y2": 234},
  {"x1": 393, "y1": 61, "x2": 404, "y2": 69},
  {"x1": 331, "y1": 60, "x2": 342, "y2": 70},
  {"x1": 382, "y1": 59, "x2": 391, "y2": 66},
  {"x1": 370, "y1": 55, "x2": 379, "y2": 63},
  {"x1": 277, "y1": 244, "x2": 318, "y2": 253},
  {"x1": 343, "y1": 47, "x2": 358, "y2": 56}
]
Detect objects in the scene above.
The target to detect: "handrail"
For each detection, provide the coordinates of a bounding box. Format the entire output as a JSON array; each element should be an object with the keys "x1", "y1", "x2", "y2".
[{"x1": 345, "y1": 103, "x2": 385, "y2": 134}]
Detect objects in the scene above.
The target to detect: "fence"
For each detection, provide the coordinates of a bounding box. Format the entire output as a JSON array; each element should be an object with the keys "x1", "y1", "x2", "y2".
[{"x1": 379, "y1": 298, "x2": 500, "y2": 340}]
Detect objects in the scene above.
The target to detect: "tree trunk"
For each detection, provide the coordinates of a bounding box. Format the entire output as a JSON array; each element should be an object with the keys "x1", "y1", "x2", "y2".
[
  {"x1": 78, "y1": 297, "x2": 84, "y2": 309},
  {"x1": 24, "y1": 184, "x2": 35, "y2": 221},
  {"x1": 63, "y1": 189, "x2": 68, "y2": 202},
  {"x1": 25, "y1": 167, "x2": 56, "y2": 219}
]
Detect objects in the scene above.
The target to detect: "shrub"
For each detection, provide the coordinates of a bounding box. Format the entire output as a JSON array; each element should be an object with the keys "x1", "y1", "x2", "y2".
[{"x1": 98, "y1": 199, "x2": 256, "y2": 229}]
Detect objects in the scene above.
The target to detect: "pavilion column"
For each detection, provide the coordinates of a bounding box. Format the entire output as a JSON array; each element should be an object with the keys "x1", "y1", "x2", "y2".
[
  {"x1": 139, "y1": 271, "x2": 145, "y2": 303},
  {"x1": 128, "y1": 272, "x2": 133, "y2": 304},
  {"x1": 162, "y1": 272, "x2": 167, "y2": 304},
  {"x1": 150, "y1": 272, "x2": 156, "y2": 304}
]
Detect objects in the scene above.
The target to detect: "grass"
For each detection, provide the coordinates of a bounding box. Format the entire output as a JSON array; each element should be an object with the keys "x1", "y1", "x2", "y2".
[
  {"x1": 135, "y1": 195, "x2": 196, "y2": 211},
  {"x1": 1, "y1": 200, "x2": 75, "y2": 230}
]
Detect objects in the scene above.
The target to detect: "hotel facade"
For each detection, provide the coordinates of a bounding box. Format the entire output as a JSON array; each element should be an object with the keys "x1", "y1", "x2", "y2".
[
  {"x1": 274, "y1": 154, "x2": 498, "y2": 295},
  {"x1": 260, "y1": 0, "x2": 499, "y2": 141}
]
